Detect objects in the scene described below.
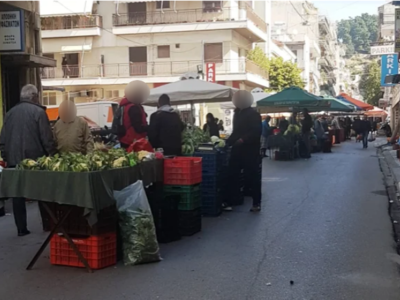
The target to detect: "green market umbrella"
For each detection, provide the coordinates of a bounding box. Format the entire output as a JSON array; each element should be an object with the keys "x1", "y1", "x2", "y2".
[{"x1": 257, "y1": 86, "x2": 331, "y2": 113}]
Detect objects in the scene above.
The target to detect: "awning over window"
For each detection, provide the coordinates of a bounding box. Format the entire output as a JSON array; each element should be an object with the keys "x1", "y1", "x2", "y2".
[
  {"x1": 1, "y1": 54, "x2": 56, "y2": 68},
  {"x1": 42, "y1": 37, "x2": 93, "y2": 53},
  {"x1": 40, "y1": 0, "x2": 94, "y2": 17}
]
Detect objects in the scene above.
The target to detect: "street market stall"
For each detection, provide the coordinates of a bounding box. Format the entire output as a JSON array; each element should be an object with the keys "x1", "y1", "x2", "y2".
[
  {"x1": 336, "y1": 93, "x2": 374, "y2": 111},
  {"x1": 0, "y1": 156, "x2": 163, "y2": 272}
]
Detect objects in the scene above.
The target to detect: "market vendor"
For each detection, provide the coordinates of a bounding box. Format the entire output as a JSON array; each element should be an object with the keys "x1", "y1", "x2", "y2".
[
  {"x1": 0, "y1": 84, "x2": 56, "y2": 237},
  {"x1": 118, "y1": 80, "x2": 150, "y2": 148},
  {"x1": 53, "y1": 100, "x2": 94, "y2": 154},
  {"x1": 223, "y1": 90, "x2": 262, "y2": 212}
]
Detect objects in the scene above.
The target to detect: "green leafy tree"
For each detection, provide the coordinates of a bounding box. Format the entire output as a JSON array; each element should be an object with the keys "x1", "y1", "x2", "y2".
[
  {"x1": 337, "y1": 13, "x2": 378, "y2": 57},
  {"x1": 247, "y1": 46, "x2": 304, "y2": 92},
  {"x1": 359, "y1": 60, "x2": 381, "y2": 106}
]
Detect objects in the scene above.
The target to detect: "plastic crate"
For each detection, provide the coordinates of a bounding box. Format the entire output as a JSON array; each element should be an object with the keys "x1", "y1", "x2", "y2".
[
  {"x1": 178, "y1": 208, "x2": 202, "y2": 236},
  {"x1": 164, "y1": 184, "x2": 201, "y2": 211},
  {"x1": 151, "y1": 195, "x2": 182, "y2": 243},
  {"x1": 193, "y1": 151, "x2": 219, "y2": 174},
  {"x1": 48, "y1": 204, "x2": 117, "y2": 236},
  {"x1": 164, "y1": 157, "x2": 202, "y2": 185},
  {"x1": 202, "y1": 191, "x2": 222, "y2": 217},
  {"x1": 50, "y1": 232, "x2": 116, "y2": 270}
]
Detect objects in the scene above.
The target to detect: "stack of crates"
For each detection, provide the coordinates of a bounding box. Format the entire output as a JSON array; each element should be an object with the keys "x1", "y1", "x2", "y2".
[
  {"x1": 164, "y1": 157, "x2": 202, "y2": 236},
  {"x1": 194, "y1": 149, "x2": 226, "y2": 216},
  {"x1": 48, "y1": 204, "x2": 117, "y2": 270}
]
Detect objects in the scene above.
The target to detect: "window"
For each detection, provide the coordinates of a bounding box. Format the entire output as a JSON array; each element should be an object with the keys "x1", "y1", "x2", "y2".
[
  {"x1": 204, "y1": 43, "x2": 223, "y2": 63},
  {"x1": 42, "y1": 92, "x2": 57, "y2": 106},
  {"x1": 105, "y1": 90, "x2": 120, "y2": 98},
  {"x1": 157, "y1": 45, "x2": 170, "y2": 58},
  {"x1": 156, "y1": 1, "x2": 170, "y2": 9},
  {"x1": 203, "y1": 1, "x2": 221, "y2": 12}
]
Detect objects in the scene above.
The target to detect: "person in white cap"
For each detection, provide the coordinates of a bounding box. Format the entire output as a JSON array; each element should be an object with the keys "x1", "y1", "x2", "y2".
[
  {"x1": 223, "y1": 90, "x2": 262, "y2": 212},
  {"x1": 114, "y1": 81, "x2": 150, "y2": 148}
]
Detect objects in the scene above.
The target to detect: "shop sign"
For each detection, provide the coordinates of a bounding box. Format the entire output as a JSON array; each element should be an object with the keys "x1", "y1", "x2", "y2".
[
  {"x1": 370, "y1": 44, "x2": 394, "y2": 56},
  {"x1": 381, "y1": 54, "x2": 398, "y2": 86},
  {"x1": 206, "y1": 63, "x2": 215, "y2": 83},
  {"x1": 0, "y1": 11, "x2": 24, "y2": 52}
]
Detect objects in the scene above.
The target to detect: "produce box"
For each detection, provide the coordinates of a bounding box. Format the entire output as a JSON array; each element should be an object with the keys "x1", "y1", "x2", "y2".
[
  {"x1": 164, "y1": 157, "x2": 202, "y2": 185},
  {"x1": 50, "y1": 232, "x2": 116, "y2": 270},
  {"x1": 164, "y1": 184, "x2": 201, "y2": 211},
  {"x1": 178, "y1": 208, "x2": 201, "y2": 236}
]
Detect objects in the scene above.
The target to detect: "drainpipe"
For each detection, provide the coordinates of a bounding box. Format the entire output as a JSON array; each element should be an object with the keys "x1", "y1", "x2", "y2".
[
  {"x1": 174, "y1": 0, "x2": 177, "y2": 13},
  {"x1": 161, "y1": 0, "x2": 164, "y2": 13},
  {"x1": 80, "y1": 37, "x2": 86, "y2": 78}
]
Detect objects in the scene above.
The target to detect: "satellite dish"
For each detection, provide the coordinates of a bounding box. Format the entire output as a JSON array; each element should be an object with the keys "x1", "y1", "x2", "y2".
[
  {"x1": 251, "y1": 87, "x2": 264, "y2": 93},
  {"x1": 180, "y1": 72, "x2": 201, "y2": 80}
]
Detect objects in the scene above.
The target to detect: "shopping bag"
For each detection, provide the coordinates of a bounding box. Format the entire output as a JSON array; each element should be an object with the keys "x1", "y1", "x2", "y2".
[
  {"x1": 356, "y1": 134, "x2": 362, "y2": 141},
  {"x1": 127, "y1": 138, "x2": 154, "y2": 153},
  {"x1": 368, "y1": 132, "x2": 375, "y2": 142},
  {"x1": 114, "y1": 180, "x2": 161, "y2": 266}
]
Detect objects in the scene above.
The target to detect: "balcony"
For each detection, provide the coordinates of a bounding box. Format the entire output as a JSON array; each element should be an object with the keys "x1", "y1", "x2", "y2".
[
  {"x1": 112, "y1": 6, "x2": 267, "y2": 41},
  {"x1": 40, "y1": 15, "x2": 102, "y2": 38},
  {"x1": 41, "y1": 59, "x2": 268, "y2": 85}
]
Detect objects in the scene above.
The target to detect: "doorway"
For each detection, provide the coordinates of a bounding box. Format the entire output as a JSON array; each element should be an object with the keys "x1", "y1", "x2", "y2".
[
  {"x1": 63, "y1": 53, "x2": 79, "y2": 78},
  {"x1": 128, "y1": 2, "x2": 146, "y2": 25},
  {"x1": 129, "y1": 47, "x2": 147, "y2": 76}
]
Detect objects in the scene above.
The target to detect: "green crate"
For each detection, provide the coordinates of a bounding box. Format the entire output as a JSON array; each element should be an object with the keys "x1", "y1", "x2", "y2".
[{"x1": 164, "y1": 184, "x2": 201, "y2": 211}]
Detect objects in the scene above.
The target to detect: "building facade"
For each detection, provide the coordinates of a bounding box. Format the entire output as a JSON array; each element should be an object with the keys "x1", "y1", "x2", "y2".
[
  {"x1": 40, "y1": 0, "x2": 270, "y2": 105},
  {"x1": 0, "y1": 1, "x2": 55, "y2": 126},
  {"x1": 378, "y1": 3, "x2": 395, "y2": 41}
]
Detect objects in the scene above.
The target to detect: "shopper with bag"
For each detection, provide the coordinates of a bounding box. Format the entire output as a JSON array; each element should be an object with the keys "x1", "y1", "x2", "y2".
[{"x1": 360, "y1": 116, "x2": 372, "y2": 149}]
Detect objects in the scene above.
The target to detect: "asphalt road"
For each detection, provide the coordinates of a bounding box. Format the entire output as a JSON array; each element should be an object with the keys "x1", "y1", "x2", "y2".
[{"x1": 0, "y1": 140, "x2": 400, "y2": 300}]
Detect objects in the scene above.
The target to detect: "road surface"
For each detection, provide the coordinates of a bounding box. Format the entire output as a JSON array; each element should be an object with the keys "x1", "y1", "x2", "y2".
[{"x1": 0, "y1": 140, "x2": 399, "y2": 300}]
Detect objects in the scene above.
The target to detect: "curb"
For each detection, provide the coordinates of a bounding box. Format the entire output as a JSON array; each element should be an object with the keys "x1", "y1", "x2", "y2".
[{"x1": 378, "y1": 146, "x2": 400, "y2": 254}]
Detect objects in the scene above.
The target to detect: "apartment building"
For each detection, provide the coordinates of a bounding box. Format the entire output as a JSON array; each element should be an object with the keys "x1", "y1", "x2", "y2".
[
  {"x1": 378, "y1": 2, "x2": 395, "y2": 41},
  {"x1": 271, "y1": 0, "x2": 321, "y2": 94},
  {"x1": 318, "y1": 15, "x2": 339, "y2": 96},
  {"x1": 39, "y1": 0, "x2": 270, "y2": 105},
  {"x1": 0, "y1": 1, "x2": 55, "y2": 125}
]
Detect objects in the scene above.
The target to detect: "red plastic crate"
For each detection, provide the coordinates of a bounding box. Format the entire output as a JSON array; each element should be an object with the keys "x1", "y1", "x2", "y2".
[
  {"x1": 50, "y1": 232, "x2": 116, "y2": 270},
  {"x1": 164, "y1": 157, "x2": 202, "y2": 185}
]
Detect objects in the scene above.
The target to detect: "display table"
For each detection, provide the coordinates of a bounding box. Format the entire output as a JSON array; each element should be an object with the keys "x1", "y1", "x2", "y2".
[{"x1": 0, "y1": 159, "x2": 163, "y2": 272}]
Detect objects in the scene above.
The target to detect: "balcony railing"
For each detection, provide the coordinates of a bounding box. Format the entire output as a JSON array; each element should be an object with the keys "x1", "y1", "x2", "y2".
[
  {"x1": 41, "y1": 15, "x2": 102, "y2": 30},
  {"x1": 112, "y1": 6, "x2": 267, "y2": 32},
  {"x1": 41, "y1": 59, "x2": 268, "y2": 81}
]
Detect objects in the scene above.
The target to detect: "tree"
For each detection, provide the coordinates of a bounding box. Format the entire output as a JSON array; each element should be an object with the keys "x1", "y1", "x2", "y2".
[
  {"x1": 359, "y1": 60, "x2": 381, "y2": 106},
  {"x1": 337, "y1": 13, "x2": 378, "y2": 57},
  {"x1": 247, "y1": 46, "x2": 304, "y2": 92}
]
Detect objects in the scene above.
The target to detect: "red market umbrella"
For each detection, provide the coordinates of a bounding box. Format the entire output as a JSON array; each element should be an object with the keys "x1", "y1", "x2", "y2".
[{"x1": 337, "y1": 93, "x2": 373, "y2": 111}]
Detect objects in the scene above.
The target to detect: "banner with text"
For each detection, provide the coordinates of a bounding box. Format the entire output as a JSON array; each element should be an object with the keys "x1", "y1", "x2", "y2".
[
  {"x1": 0, "y1": 11, "x2": 23, "y2": 52},
  {"x1": 381, "y1": 54, "x2": 398, "y2": 86},
  {"x1": 206, "y1": 63, "x2": 216, "y2": 83}
]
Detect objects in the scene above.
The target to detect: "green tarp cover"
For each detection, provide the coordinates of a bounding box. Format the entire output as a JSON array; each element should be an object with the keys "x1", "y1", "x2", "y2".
[{"x1": 0, "y1": 160, "x2": 163, "y2": 224}]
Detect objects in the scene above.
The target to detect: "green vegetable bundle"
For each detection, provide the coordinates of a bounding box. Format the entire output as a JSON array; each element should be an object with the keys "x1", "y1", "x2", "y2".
[
  {"x1": 182, "y1": 126, "x2": 211, "y2": 155},
  {"x1": 17, "y1": 149, "x2": 139, "y2": 172}
]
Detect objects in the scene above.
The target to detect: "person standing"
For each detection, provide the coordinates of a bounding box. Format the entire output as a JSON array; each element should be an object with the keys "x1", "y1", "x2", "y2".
[
  {"x1": 224, "y1": 90, "x2": 262, "y2": 212},
  {"x1": 116, "y1": 80, "x2": 149, "y2": 149},
  {"x1": 218, "y1": 120, "x2": 224, "y2": 131},
  {"x1": 344, "y1": 116, "x2": 352, "y2": 140},
  {"x1": 261, "y1": 115, "x2": 272, "y2": 157},
  {"x1": 278, "y1": 116, "x2": 289, "y2": 133},
  {"x1": 353, "y1": 117, "x2": 362, "y2": 142},
  {"x1": 314, "y1": 115, "x2": 325, "y2": 152},
  {"x1": 0, "y1": 84, "x2": 56, "y2": 236},
  {"x1": 289, "y1": 112, "x2": 298, "y2": 125},
  {"x1": 61, "y1": 56, "x2": 69, "y2": 78},
  {"x1": 53, "y1": 100, "x2": 94, "y2": 154},
  {"x1": 148, "y1": 94, "x2": 185, "y2": 156},
  {"x1": 203, "y1": 113, "x2": 220, "y2": 138},
  {"x1": 301, "y1": 108, "x2": 313, "y2": 159},
  {"x1": 360, "y1": 116, "x2": 372, "y2": 149}
]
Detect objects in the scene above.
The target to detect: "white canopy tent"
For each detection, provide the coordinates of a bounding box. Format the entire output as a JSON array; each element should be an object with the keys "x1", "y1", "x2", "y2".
[
  {"x1": 145, "y1": 79, "x2": 238, "y2": 106},
  {"x1": 220, "y1": 89, "x2": 273, "y2": 110}
]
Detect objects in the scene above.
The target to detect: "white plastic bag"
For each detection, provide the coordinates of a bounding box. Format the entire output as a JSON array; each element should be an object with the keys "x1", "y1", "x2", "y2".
[
  {"x1": 368, "y1": 132, "x2": 375, "y2": 142},
  {"x1": 114, "y1": 180, "x2": 161, "y2": 265}
]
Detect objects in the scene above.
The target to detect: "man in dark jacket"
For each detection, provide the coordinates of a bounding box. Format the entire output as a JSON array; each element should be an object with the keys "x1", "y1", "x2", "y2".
[
  {"x1": 360, "y1": 116, "x2": 372, "y2": 149},
  {"x1": 224, "y1": 90, "x2": 262, "y2": 212},
  {"x1": 0, "y1": 84, "x2": 56, "y2": 236},
  {"x1": 148, "y1": 94, "x2": 184, "y2": 155}
]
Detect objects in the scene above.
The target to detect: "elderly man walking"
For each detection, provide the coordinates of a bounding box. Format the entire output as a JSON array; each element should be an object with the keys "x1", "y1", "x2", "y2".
[{"x1": 0, "y1": 84, "x2": 56, "y2": 236}]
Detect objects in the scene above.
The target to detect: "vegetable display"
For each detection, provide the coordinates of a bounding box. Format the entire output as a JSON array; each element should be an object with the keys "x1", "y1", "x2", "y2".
[
  {"x1": 17, "y1": 149, "x2": 139, "y2": 172},
  {"x1": 182, "y1": 126, "x2": 210, "y2": 155}
]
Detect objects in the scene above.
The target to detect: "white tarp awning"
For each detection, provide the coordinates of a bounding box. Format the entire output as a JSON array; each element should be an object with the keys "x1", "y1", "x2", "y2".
[
  {"x1": 42, "y1": 37, "x2": 93, "y2": 53},
  {"x1": 40, "y1": 0, "x2": 94, "y2": 17},
  {"x1": 145, "y1": 79, "x2": 238, "y2": 106}
]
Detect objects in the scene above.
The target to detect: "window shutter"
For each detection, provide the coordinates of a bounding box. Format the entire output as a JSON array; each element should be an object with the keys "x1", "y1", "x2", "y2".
[
  {"x1": 204, "y1": 43, "x2": 223, "y2": 63},
  {"x1": 157, "y1": 45, "x2": 170, "y2": 58}
]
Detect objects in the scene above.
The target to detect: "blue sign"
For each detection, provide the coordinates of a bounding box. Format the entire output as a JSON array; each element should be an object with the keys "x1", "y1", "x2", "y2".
[{"x1": 381, "y1": 54, "x2": 398, "y2": 86}]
